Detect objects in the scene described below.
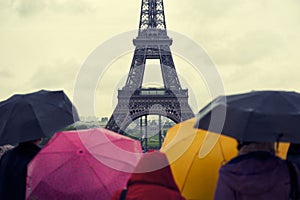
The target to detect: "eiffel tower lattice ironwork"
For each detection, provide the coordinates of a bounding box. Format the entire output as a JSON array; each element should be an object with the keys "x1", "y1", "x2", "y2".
[{"x1": 105, "y1": 0, "x2": 194, "y2": 134}]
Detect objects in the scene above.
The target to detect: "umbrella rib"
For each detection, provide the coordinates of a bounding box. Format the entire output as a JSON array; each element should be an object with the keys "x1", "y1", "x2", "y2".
[
  {"x1": 41, "y1": 153, "x2": 78, "y2": 178},
  {"x1": 180, "y1": 145, "x2": 201, "y2": 192},
  {"x1": 280, "y1": 93, "x2": 300, "y2": 113},
  {"x1": 4, "y1": 102, "x2": 23, "y2": 128},
  {"x1": 76, "y1": 135, "x2": 116, "y2": 191},
  {"x1": 1, "y1": 102, "x2": 44, "y2": 144},
  {"x1": 226, "y1": 105, "x2": 255, "y2": 142},
  {"x1": 31, "y1": 103, "x2": 73, "y2": 122},
  {"x1": 28, "y1": 103, "x2": 45, "y2": 137},
  {"x1": 0, "y1": 104, "x2": 18, "y2": 144},
  {"x1": 218, "y1": 140, "x2": 227, "y2": 163},
  {"x1": 91, "y1": 151, "x2": 137, "y2": 168},
  {"x1": 38, "y1": 149, "x2": 76, "y2": 155},
  {"x1": 85, "y1": 157, "x2": 112, "y2": 196},
  {"x1": 85, "y1": 140, "x2": 140, "y2": 167},
  {"x1": 162, "y1": 133, "x2": 196, "y2": 152},
  {"x1": 78, "y1": 133, "x2": 138, "y2": 171},
  {"x1": 30, "y1": 98, "x2": 74, "y2": 119},
  {"x1": 83, "y1": 139, "x2": 110, "y2": 149}
]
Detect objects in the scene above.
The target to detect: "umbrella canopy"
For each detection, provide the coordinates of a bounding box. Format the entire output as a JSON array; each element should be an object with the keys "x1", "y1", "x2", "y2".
[
  {"x1": 195, "y1": 90, "x2": 300, "y2": 143},
  {"x1": 0, "y1": 90, "x2": 79, "y2": 145},
  {"x1": 161, "y1": 118, "x2": 238, "y2": 199},
  {"x1": 26, "y1": 128, "x2": 142, "y2": 200},
  {"x1": 161, "y1": 118, "x2": 289, "y2": 200}
]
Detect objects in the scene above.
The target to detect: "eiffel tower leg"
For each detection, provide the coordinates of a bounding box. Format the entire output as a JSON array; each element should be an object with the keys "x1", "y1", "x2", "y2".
[
  {"x1": 159, "y1": 115, "x2": 162, "y2": 148},
  {"x1": 140, "y1": 117, "x2": 143, "y2": 146},
  {"x1": 144, "y1": 115, "x2": 148, "y2": 151}
]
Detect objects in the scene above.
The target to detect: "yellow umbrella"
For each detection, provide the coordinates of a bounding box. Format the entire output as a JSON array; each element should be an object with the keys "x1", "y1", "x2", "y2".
[{"x1": 160, "y1": 118, "x2": 289, "y2": 200}]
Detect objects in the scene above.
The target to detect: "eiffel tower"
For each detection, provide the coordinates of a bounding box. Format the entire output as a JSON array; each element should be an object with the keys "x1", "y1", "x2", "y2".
[{"x1": 106, "y1": 0, "x2": 194, "y2": 137}]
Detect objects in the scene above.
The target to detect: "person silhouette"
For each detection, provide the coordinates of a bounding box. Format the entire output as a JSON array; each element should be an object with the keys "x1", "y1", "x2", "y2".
[
  {"x1": 111, "y1": 151, "x2": 185, "y2": 200},
  {"x1": 214, "y1": 141, "x2": 300, "y2": 200},
  {"x1": 0, "y1": 139, "x2": 42, "y2": 200},
  {"x1": 287, "y1": 143, "x2": 300, "y2": 171}
]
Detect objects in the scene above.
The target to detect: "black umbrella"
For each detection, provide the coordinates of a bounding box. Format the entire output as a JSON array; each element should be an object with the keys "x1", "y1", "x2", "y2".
[
  {"x1": 0, "y1": 90, "x2": 79, "y2": 145},
  {"x1": 194, "y1": 90, "x2": 300, "y2": 143}
]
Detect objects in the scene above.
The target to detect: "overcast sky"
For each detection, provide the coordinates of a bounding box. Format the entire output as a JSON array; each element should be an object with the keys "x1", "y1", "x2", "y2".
[{"x1": 1, "y1": 0, "x2": 300, "y2": 118}]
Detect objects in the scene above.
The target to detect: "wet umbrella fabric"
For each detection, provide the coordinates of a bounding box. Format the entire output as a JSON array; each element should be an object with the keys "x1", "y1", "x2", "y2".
[
  {"x1": 161, "y1": 118, "x2": 238, "y2": 199},
  {"x1": 195, "y1": 90, "x2": 300, "y2": 143},
  {"x1": 26, "y1": 128, "x2": 142, "y2": 200},
  {"x1": 0, "y1": 90, "x2": 79, "y2": 145}
]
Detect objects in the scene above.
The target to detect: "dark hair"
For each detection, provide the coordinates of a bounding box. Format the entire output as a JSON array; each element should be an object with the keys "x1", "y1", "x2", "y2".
[
  {"x1": 288, "y1": 143, "x2": 300, "y2": 155},
  {"x1": 237, "y1": 141, "x2": 253, "y2": 150}
]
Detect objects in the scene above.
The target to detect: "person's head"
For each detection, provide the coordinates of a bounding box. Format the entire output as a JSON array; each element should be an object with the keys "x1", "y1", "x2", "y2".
[
  {"x1": 0, "y1": 145, "x2": 14, "y2": 158},
  {"x1": 32, "y1": 138, "x2": 43, "y2": 146},
  {"x1": 21, "y1": 138, "x2": 43, "y2": 146},
  {"x1": 0, "y1": 146, "x2": 4, "y2": 154},
  {"x1": 237, "y1": 141, "x2": 275, "y2": 155}
]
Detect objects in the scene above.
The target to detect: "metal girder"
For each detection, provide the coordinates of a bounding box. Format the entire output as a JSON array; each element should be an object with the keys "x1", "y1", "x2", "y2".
[{"x1": 105, "y1": 89, "x2": 194, "y2": 133}]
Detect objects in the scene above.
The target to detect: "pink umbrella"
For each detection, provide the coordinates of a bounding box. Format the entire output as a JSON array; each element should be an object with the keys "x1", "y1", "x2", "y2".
[{"x1": 26, "y1": 128, "x2": 142, "y2": 200}]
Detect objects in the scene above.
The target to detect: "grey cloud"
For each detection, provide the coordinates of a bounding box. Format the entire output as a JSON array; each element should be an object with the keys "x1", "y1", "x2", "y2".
[
  {"x1": 3, "y1": 0, "x2": 94, "y2": 17},
  {"x1": 49, "y1": 0, "x2": 94, "y2": 14},
  {"x1": 189, "y1": 0, "x2": 239, "y2": 19},
  {"x1": 0, "y1": 69, "x2": 17, "y2": 100},
  {"x1": 210, "y1": 30, "x2": 285, "y2": 66},
  {"x1": 29, "y1": 59, "x2": 79, "y2": 89},
  {"x1": 218, "y1": 48, "x2": 300, "y2": 95},
  {"x1": 10, "y1": 0, "x2": 45, "y2": 17},
  {"x1": 169, "y1": 0, "x2": 238, "y2": 22},
  {"x1": 0, "y1": 69, "x2": 14, "y2": 79}
]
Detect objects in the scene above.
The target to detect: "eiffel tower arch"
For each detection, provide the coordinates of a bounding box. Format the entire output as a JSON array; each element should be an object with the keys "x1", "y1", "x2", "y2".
[{"x1": 106, "y1": 0, "x2": 194, "y2": 137}]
